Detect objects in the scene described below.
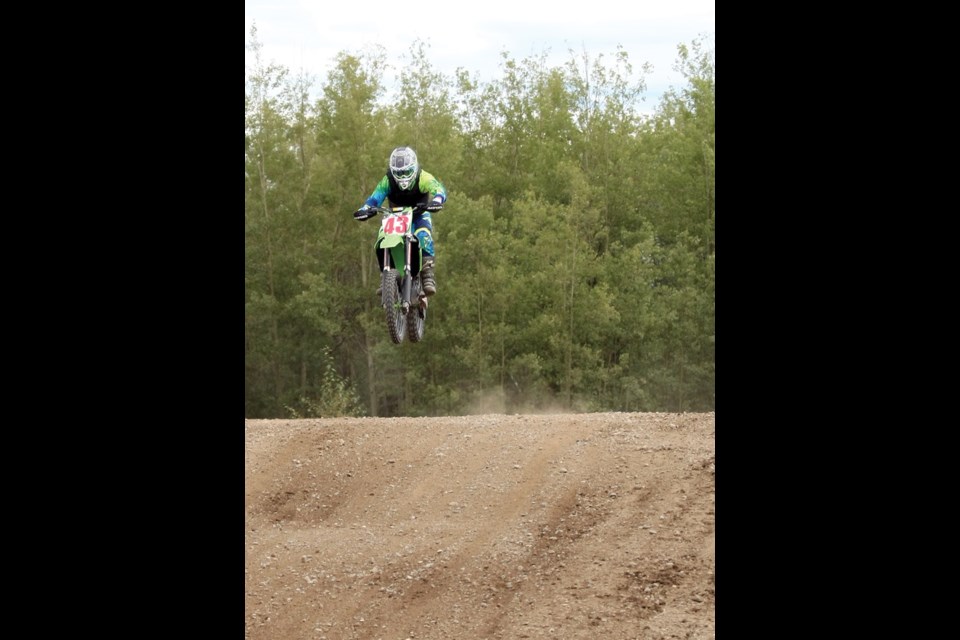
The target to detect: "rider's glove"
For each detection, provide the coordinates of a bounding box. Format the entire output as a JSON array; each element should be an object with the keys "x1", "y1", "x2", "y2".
[
  {"x1": 426, "y1": 197, "x2": 444, "y2": 212},
  {"x1": 354, "y1": 205, "x2": 375, "y2": 221}
]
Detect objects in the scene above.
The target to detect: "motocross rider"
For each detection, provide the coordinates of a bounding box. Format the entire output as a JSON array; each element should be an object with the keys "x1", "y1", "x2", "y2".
[{"x1": 354, "y1": 146, "x2": 447, "y2": 296}]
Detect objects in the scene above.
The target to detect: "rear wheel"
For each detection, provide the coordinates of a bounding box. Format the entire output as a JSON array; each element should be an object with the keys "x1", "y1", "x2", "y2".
[
  {"x1": 407, "y1": 278, "x2": 426, "y2": 342},
  {"x1": 381, "y1": 269, "x2": 405, "y2": 344}
]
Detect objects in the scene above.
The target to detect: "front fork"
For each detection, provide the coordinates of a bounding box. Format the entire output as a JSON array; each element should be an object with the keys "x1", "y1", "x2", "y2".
[
  {"x1": 403, "y1": 234, "x2": 428, "y2": 311},
  {"x1": 402, "y1": 233, "x2": 415, "y2": 309},
  {"x1": 383, "y1": 234, "x2": 422, "y2": 313}
]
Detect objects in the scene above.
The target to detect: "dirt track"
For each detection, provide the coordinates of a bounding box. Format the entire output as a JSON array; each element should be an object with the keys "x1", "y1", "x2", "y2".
[{"x1": 245, "y1": 412, "x2": 715, "y2": 639}]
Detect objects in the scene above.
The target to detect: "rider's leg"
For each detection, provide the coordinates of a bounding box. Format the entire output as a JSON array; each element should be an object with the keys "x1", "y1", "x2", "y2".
[{"x1": 414, "y1": 212, "x2": 436, "y2": 296}]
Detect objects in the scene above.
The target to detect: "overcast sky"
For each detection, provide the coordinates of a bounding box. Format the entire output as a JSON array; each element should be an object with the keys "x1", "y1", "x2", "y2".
[{"x1": 245, "y1": 0, "x2": 714, "y2": 113}]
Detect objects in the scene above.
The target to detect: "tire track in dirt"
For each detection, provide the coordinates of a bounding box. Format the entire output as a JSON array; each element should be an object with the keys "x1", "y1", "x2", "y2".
[{"x1": 389, "y1": 417, "x2": 599, "y2": 638}]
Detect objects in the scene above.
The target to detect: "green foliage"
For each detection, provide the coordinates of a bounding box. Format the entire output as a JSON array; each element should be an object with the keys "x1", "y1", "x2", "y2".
[
  {"x1": 244, "y1": 32, "x2": 715, "y2": 417},
  {"x1": 285, "y1": 349, "x2": 366, "y2": 418}
]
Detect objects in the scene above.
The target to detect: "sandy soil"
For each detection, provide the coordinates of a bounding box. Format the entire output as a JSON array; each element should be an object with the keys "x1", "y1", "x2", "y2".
[{"x1": 245, "y1": 412, "x2": 715, "y2": 640}]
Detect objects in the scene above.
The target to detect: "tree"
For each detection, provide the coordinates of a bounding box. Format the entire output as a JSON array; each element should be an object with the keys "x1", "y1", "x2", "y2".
[{"x1": 244, "y1": 36, "x2": 716, "y2": 417}]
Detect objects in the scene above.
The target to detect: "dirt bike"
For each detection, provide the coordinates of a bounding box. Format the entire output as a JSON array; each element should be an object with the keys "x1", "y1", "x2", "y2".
[{"x1": 362, "y1": 204, "x2": 431, "y2": 344}]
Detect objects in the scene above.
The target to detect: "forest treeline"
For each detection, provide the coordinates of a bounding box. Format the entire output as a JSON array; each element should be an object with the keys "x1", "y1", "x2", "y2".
[{"x1": 245, "y1": 30, "x2": 714, "y2": 418}]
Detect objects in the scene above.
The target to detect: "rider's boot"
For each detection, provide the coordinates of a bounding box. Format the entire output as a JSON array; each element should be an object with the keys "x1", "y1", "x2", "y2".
[{"x1": 421, "y1": 256, "x2": 436, "y2": 296}]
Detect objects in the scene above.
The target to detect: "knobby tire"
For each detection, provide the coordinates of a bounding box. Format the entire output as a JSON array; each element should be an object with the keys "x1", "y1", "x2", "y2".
[{"x1": 382, "y1": 269, "x2": 406, "y2": 344}]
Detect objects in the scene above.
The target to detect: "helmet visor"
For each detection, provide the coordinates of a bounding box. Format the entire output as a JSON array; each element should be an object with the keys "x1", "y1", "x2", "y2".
[{"x1": 392, "y1": 165, "x2": 416, "y2": 181}]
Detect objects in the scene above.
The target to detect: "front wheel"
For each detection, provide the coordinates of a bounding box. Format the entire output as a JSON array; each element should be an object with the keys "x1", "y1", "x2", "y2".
[{"x1": 381, "y1": 269, "x2": 406, "y2": 344}]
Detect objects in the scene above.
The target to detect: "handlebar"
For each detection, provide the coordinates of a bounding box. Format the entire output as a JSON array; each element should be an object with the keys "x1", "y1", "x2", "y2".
[{"x1": 355, "y1": 202, "x2": 442, "y2": 221}]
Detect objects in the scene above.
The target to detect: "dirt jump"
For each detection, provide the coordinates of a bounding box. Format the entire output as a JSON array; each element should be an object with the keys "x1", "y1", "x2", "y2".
[{"x1": 245, "y1": 411, "x2": 715, "y2": 639}]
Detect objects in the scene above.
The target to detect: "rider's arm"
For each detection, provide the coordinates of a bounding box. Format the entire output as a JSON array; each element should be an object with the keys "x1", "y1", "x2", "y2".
[
  {"x1": 363, "y1": 175, "x2": 391, "y2": 208},
  {"x1": 418, "y1": 171, "x2": 447, "y2": 205}
]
